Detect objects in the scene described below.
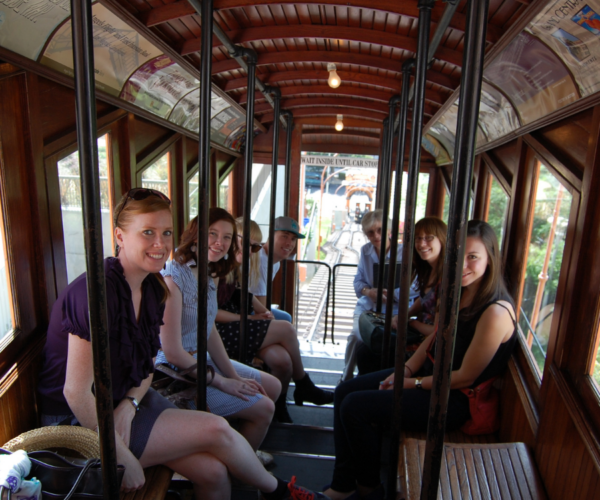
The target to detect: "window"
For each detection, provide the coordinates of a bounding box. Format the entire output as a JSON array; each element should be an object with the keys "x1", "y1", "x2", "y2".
[
  {"x1": 389, "y1": 172, "x2": 429, "y2": 227},
  {"x1": 0, "y1": 198, "x2": 13, "y2": 341},
  {"x1": 219, "y1": 172, "x2": 231, "y2": 211},
  {"x1": 486, "y1": 174, "x2": 509, "y2": 249},
  {"x1": 57, "y1": 135, "x2": 114, "y2": 283},
  {"x1": 519, "y1": 161, "x2": 572, "y2": 375},
  {"x1": 188, "y1": 170, "x2": 199, "y2": 221},
  {"x1": 442, "y1": 187, "x2": 450, "y2": 224},
  {"x1": 141, "y1": 153, "x2": 170, "y2": 198},
  {"x1": 593, "y1": 334, "x2": 600, "y2": 388}
]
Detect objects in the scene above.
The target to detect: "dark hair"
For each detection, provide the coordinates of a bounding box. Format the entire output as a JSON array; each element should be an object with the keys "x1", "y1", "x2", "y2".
[
  {"x1": 113, "y1": 191, "x2": 172, "y2": 302},
  {"x1": 412, "y1": 217, "x2": 447, "y2": 292},
  {"x1": 174, "y1": 209, "x2": 239, "y2": 278},
  {"x1": 460, "y1": 220, "x2": 512, "y2": 319}
]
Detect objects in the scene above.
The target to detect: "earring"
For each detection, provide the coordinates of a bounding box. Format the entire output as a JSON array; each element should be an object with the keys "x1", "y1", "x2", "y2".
[
  {"x1": 191, "y1": 245, "x2": 197, "y2": 253},
  {"x1": 224, "y1": 253, "x2": 228, "y2": 260}
]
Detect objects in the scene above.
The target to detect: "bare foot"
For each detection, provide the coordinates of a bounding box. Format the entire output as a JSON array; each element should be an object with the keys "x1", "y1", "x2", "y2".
[{"x1": 323, "y1": 488, "x2": 354, "y2": 500}]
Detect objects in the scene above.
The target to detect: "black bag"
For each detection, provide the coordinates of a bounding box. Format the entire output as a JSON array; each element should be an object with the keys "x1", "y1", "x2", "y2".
[
  {"x1": 0, "y1": 448, "x2": 124, "y2": 499},
  {"x1": 358, "y1": 311, "x2": 424, "y2": 354}
]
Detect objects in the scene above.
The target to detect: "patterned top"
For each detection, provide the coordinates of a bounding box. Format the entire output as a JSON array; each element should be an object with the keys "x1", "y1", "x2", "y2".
[
  {"x1": 38, "y1": 257, "x2": 165, "y2": 415},
  {"x1": 156, "y1": 259, "x2": 217, "y2": 365},
  {"x1": 420, "y1": 282, "x2": 440, "y2": 325}
]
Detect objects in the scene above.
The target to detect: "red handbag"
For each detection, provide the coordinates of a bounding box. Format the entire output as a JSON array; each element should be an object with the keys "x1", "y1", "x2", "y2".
[
  {"x1": 426, "y1": 337, "x2": 500, "y2": 435},
  {"x1": 459, "y1": 377, "x2": 500, "y2": 435}
]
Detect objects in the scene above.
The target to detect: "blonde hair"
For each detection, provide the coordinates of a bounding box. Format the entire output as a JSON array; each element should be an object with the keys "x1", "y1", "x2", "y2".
[{"x1": 226, "y1": 217, "x2": 263, "y2": 286}]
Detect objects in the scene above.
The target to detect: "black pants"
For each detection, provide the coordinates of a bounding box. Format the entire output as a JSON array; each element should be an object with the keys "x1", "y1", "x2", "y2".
[{"x1": 330, "y1": 369, "x2": 470, "y2": 493}]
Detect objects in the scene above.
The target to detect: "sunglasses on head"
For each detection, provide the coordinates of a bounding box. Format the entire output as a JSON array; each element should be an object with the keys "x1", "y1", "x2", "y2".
[
  {"x1": 115, "y1": 188, "x2": 171, "y2": 223},
  {"x1": 237, "y1": 234, "x2": 263, "y2": 253}
]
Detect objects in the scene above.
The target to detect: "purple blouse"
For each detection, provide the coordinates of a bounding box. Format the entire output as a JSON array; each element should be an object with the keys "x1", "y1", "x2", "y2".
[{"x1": 38, "y1": 257, "x2": 165, "y2": 416}]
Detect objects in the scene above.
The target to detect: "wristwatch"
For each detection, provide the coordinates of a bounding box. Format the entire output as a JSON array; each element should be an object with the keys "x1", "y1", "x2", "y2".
[
  {"x1": 414, "y1": 378, "x2": 424, "y2": 390},
  {"x1": 125, "y1": 396, "x2": 140, "y2": 412}
]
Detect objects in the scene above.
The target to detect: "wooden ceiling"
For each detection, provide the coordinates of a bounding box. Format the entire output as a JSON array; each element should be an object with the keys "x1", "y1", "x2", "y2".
[{"x1": 118, "y1": 0, "x2": 533, "y2": 155}]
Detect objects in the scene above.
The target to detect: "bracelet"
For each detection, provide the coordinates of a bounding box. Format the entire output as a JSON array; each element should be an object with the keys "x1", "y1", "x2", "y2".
[
  {"x1": 207, "y1": 365, "x2": 215, "y2": 386},
  {"x1": 405, "y1": 365, "x2": 413, "y2": 377},
  {"x1": 124, "y1": 396, "x2": 140, "y2": 412},
  {"x1": 361, "y1": 286, "x2": 370, "y2": 296}
]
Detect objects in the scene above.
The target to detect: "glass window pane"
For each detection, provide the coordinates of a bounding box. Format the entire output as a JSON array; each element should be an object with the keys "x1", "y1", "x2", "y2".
[
  {"x1": 442, "y1": 188, "x2": 450, "y2": 224},
  {"x1": 486, "y1": 175, "x2": 509, "y2": 250},
  {"x1": 58, "y1": 135, "x2": 114, "y2": 283},
  {"x1": 141, "y1": 153, "x2": 170, "y2": 197},
  {"x1": 0, "y1": 192, "x2": 14, "y2": 340},
  {"x1": 519, "y1": 162, "x2": 572, "y2": 375},
  {"x1": 188, "y1": 171, "x2": 199, "y2": 221},
  {"x1": 593, "y1": 336, "x2": 600, "y2": 388},
  {"x1": 219, "y1": 172, "x2": 231, "y2": 211}
]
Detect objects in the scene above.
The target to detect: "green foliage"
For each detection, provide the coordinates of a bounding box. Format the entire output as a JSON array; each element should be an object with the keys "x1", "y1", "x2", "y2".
[{"x1": 487, "y1": 177, "x2": 508, "y2": 246}]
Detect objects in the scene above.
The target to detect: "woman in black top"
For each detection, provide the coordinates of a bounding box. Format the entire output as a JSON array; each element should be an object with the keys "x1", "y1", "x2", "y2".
[{"x1": 324, "y1": 220, "x2": 517, "y2": 500}]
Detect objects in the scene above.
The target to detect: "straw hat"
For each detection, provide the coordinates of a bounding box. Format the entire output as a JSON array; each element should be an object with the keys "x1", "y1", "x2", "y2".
[{"x1": 3, "y1": 426, "x2": 100, "y2": 459}]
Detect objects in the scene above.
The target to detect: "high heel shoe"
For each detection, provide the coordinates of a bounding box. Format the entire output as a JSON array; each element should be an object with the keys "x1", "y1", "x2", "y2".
[
  {"x1": 274, "y1": 394, "x2": 294, "y2": 423},
  {"x1": 293, "y1": 373, "x2": 334, "y2": 406}
]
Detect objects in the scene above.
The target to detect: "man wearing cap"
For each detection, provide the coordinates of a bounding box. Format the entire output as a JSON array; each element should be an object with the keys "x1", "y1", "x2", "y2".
[{"x1": 251, "y1": 216, "x2": 305, "y2": 322}]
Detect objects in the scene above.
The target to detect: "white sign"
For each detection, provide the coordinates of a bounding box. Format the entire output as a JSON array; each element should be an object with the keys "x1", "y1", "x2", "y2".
[{"x1": 301, "y1": 156, "x2": 378, "y2": 168}]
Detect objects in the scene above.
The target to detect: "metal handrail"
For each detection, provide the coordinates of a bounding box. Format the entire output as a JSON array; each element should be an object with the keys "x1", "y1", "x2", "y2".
[
  {"x1": 332, "y1": 263, "x2": 358, "y2": 345},
  {"x1": 295, "y1": 259, "x2": 332, "y2": 343},
  {"x1": 519, "y1": 306, "x2": 548, "y2": 357}
]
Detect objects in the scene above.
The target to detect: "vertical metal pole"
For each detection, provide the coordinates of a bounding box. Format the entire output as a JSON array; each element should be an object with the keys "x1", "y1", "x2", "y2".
[
  {"x1": 375, "y1": 119, "x2": 389, "y2": 210},
  {"x1": 280, "y1": 110, "x2": 294, "y2": 309},
  {"x1": 192, "y1": 0, "x2": 212, "y2": 409},
  {"x1": 388, "y1": 1, "x2": 434, "y2": 497},
  {"x1": 384, "y1": 59, "x2": 414, "y2": 498},
  {"x1": 381, "y1": 61, "x2": 414, "y2": 371},
  {"x1": 420, "y1": 1, "x2": 489, "y2": 499},
  {"x1": 376, "y1": 100, "x2": 400, "y2": 314},
  {"x1": 238, "y1": 48, "x2": 258, "y2": 362},
  {"x1": 265, "y1": 87, "x2": 281, "y2": 310},
  {"x1": 69, "y1": 1, "x2": 119, "y2": 497}
]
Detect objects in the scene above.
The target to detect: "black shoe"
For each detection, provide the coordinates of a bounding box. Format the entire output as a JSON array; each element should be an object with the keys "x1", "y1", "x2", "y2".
[
  {"x1": 293, "y1": 373, "x2": 334, "y2": 406},
  {"x1": 274, "y1": 394, "x2": 293, "y2": 423}
]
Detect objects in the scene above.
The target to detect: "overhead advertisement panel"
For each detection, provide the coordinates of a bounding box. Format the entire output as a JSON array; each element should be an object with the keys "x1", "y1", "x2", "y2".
[
  {"x1": 484, "y1": 31, "x2": 578, "y2": 125},
  {"x1": 476, "y1": 82, "x2": 521, "y2": 146},
  {"x1": 0, "y1": 0, "x2": 71, "y2": 61},
  {"x1": 527, "y1": 0, "x2": 600, "y2": 97},
  {"x1": 40, "y1": 2, "x2": 162, "y2": 96},
  {"x1": 121, "y1": 55, "x2": 199, "y2": 119}
]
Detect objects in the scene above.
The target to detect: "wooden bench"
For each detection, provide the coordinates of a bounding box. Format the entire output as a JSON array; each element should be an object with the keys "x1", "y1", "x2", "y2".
[
  {"x1": 400, "y1": 438, "x2": 547, "y2": 500},
  {"x1": 0, "y1": 337, "x2": 174, "y2": 500}
]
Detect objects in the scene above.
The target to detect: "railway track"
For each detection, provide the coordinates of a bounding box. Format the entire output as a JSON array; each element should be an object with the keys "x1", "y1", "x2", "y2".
[{"x1": 295, "y1": 220, "x2": 365, "y2": 351}]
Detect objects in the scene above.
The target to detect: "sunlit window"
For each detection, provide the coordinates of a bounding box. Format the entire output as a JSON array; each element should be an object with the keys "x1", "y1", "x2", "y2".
[
  {"x1": 442, "y1": 187, "x2": 450, "y2": 224},
  {"x1": 219, "y1": 171, "x2": 232, "y2": 212},
  {"x1": 188, "y1": 170, "x2": 199, "y2": 221},
  {"x1": 486, "y1": 174, "x2": 509, "y2": 249},
  {"x1": 389, "y1": 172, "x2": 429, "y2": 227},
  {"x1": 593, "y1": 332, "x2": 600, "y2": 389},
  {"x1": 519, "y1": 161, "x2": 572, "y2": 376},
  {"x1": 141, "y1": 153, "x2": 170, "y2": 198},
  {"x1": 0, "y1": 192, "x2": 14, "y2": 341},
  {"x1": 57, "y1": 135, "x2": 114, "y2": 283}
]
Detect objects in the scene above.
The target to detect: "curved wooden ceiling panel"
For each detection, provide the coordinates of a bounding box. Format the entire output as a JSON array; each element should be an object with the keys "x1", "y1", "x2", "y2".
[
  {"x1": 180, "y1": 25, "x2": 464, "y2": 67},
  {"x1": 122, "y1": 0, "x2": 530, "y2": 153},
  {"x1": 141, "y1": 0, "x2": 502, "y2": 43}
]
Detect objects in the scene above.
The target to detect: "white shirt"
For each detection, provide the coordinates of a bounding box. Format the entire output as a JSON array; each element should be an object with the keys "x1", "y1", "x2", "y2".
[{"x1": 249, "y1": 247, "x2": 280, "y2": 296}]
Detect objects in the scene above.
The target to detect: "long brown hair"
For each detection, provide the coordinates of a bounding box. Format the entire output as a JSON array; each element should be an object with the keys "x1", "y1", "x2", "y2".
[
  {"x1": 113, "y1": 192, "x2": 172, "y2": 302},
  {"x1": 412, "y1": 217, "x2": 447, "y2": 292},
  {"x1": 175, "y1": 209, "x2": 239, "y2": 278},
  {"x1": 226, "y1": 217, "x2": 262, "y2": 285},
  {"x1": 460, "y1": 219, "x2": 512, "y2": 319}
]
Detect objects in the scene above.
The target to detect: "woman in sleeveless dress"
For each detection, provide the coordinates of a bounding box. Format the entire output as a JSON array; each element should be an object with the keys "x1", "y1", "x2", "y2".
[
  {"x1": 324, "y1": 220, "x2": 518, "y2": 500},
  {"x1": 158, "y1": 209, "x2": 281, "y2": 462}
]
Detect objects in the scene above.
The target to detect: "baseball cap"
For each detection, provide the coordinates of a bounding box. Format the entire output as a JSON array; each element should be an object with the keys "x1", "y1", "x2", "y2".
[{"x1": 274, "y1": 216, "x2": 306, "y2": 239}]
